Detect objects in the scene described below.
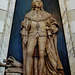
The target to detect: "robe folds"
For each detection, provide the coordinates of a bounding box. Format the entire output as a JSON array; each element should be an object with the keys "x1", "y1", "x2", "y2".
[{"x1": 21, "y1": 10, "x2": 64, "y2": 75}]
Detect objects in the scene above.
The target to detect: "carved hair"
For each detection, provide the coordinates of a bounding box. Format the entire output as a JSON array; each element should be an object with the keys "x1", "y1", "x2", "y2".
[{"x1": 31, "y1": 1, "x2": 44, "y2": 10}]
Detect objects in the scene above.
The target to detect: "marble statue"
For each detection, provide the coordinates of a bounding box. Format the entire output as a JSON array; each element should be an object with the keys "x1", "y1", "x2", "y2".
[{"x1": 20, "y1": 0, "x2": 64, "y2": 75}]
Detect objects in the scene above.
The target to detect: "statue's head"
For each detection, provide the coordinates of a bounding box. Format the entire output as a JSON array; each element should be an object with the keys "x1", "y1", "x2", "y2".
[{"x1": 31, "y1": 0, "x2": 44, "y2": 10}]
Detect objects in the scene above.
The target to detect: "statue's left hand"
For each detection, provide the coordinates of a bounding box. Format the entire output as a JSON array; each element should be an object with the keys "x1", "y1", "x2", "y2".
[{"x1": 22, "y1": 36, "x2": 28, "y2": 44}]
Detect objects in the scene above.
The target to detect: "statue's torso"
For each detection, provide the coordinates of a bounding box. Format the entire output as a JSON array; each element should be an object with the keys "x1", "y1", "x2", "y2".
[
  {"x1": 25, "y1": 10, "x2": 51, "y2": 36},
  {"x1": 29, "y1": 21, "x2": 47, "y2": 36}
]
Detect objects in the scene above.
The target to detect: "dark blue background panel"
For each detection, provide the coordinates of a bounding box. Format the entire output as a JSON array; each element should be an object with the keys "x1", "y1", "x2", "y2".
[{"x1": 8, "y1": 0, "x2": 71, "y2": 75}]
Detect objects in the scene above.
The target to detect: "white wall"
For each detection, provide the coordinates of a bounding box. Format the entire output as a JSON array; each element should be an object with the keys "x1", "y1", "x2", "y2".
[
  {"x1": 0, "y1": 0, "x2": 9, "y2": 74},
  {"x1": 66, "y1": 0, "x2": 75, "y2": 74},
  {"x1": 0, "y1": 0, "x2": 9, "y2": 52},
  {"x1": 0, "y1": 0, "x2": 16, "y2": 75}
]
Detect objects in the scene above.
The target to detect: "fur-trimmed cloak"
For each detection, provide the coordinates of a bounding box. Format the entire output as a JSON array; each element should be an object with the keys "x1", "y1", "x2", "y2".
[{"x1": 21, "y1": 10, "x2": 64, "y2": 75}]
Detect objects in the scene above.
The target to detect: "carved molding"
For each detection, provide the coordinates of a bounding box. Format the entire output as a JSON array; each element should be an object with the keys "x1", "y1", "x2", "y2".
[
  {"x1": 0, "y1": 0, "x2": 16, "y2": 75},
  {"x1": 58, "y1": 0, "x2": 75, "y2": 75}
]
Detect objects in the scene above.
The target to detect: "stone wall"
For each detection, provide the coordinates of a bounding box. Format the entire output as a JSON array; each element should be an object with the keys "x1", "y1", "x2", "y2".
[
  {"x1": 0, "y1": 0, "x2": 8, "y2": 53},
  {"x1": 0, "y1": 0, "x2": 75, "y2": 75},
  {"x1": 0, "y1": 0, "x2": 9, "y2": 74},
  {"x1": 59, "y1": 0, "x2": 75, "y2": 75},
  {"x1": 0, "y1": 0, "x2": 16, "y2": 74},
  {"x1": 66, "y1": 0, "x2": 75, "y2": 75}
]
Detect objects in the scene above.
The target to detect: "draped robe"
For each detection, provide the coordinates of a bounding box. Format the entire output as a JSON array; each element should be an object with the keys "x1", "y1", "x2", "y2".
[{"x1": 21, "y1": 10, "x2": 64, "y2": 75}]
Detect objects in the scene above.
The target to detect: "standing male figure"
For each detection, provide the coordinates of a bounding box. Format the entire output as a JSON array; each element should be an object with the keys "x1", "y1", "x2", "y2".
[{"x1": 21, "y1": 0, "x2": 64, "y2": 75}]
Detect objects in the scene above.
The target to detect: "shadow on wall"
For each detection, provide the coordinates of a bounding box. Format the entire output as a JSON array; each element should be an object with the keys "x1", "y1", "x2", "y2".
[{"x1": 8, "y1": 0, "x2": 71, "y2": 75}]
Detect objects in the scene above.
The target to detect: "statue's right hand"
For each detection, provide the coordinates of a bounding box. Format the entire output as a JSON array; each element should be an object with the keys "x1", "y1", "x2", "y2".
[{"x1": 22, "y1": 36, "x2": 28, "y2": 44}]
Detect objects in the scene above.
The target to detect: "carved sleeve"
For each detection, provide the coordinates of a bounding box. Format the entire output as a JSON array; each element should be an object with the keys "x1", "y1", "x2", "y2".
[
  {"x1": 46, "y1": 16, "x2": 59, "y2": 36},
  {"x1": 20, "y1": 18, "x2": 30, "y2": 36},
  {"x1": 20, "y1": 18, "x2": 31, "y2": 44}
]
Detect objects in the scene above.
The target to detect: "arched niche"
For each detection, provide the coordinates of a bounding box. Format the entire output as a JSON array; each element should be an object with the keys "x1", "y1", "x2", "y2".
[{"x1": 5, "y1": 0, "x2": 71, "y2": 75}]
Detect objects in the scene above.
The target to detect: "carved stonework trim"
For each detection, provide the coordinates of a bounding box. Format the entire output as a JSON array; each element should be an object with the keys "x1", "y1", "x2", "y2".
[
  {"x1": 0, "y1": 0, "x2": 16, "y2": 75},
  {"x1": 5, "y1": 68, "x2": 23, "y2": 73},
  {"x1": 58, "y1": 0, "x2": 74, "y2": 74}
]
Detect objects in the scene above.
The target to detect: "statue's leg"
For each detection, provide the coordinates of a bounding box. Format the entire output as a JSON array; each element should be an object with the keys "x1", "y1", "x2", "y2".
[
  {"x1": 26, "y1": 36, "x2": 37, "y2": 75},
  {"x1": 38, "y1": 37, "x2": 46, "y2": 75}
]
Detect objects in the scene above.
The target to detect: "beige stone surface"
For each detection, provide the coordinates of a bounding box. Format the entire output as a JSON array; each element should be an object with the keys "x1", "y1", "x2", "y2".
[
  {"x1": 66, "y1": 0, "x2": 75, "y2": 11},
  {"x1": 65, "y1": 0, "x2": 75, "y2": 75},
  {"x1": 58, "y1": 0, "x2": 66, "y2": 17},
  {"x1": 69, "y1": 58, "x2": 75, "y2": 75},
  {"x1": 0, "y1": 50, "x2": 6, "y2": 75},
  {"x1": 0, "y1": 0, "x2": 16, "y2": 75},
  {"x1": 6, "y1": 73, "x2": 21, "y2": 75},
  {"x1": 70, "y1": 21, "x2": 75, "y2": 33},
  {"x1": 68, "y1": 10, "x2": 75, "y2": 22},
  {"x1": 0, "y1": 10, "x2": 7, "y2": 33},
  {"x1": 0, "y1": 33, "x2": 2, "y2": 43},
  {"x1": 0, "y1": 67, "x2": 5, "y2": 75},
  {"x1": 0, "y1": 0, "x2": 16, "y2": 59},
  {"x1": 0, "y1": 33, "x2": 3, "y2": 53},
  {"x1": 59, "y1": 0, "x2": 75, "y2": 75},
  {"x1": 72, "y1": 34, "x2": 75, "y2": 47},
  {"x1": 0, "y1": 0, "x2": 9, "y2": 10}
]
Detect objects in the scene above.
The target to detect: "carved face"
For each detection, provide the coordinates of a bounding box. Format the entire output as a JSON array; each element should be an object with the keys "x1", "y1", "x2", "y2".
[
  {"x1": 31, "y1": 1, "x2": 43, "y2": 8},
  {"x1": 35, "y1": 1, "x2": 43, "y2": 7}
]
